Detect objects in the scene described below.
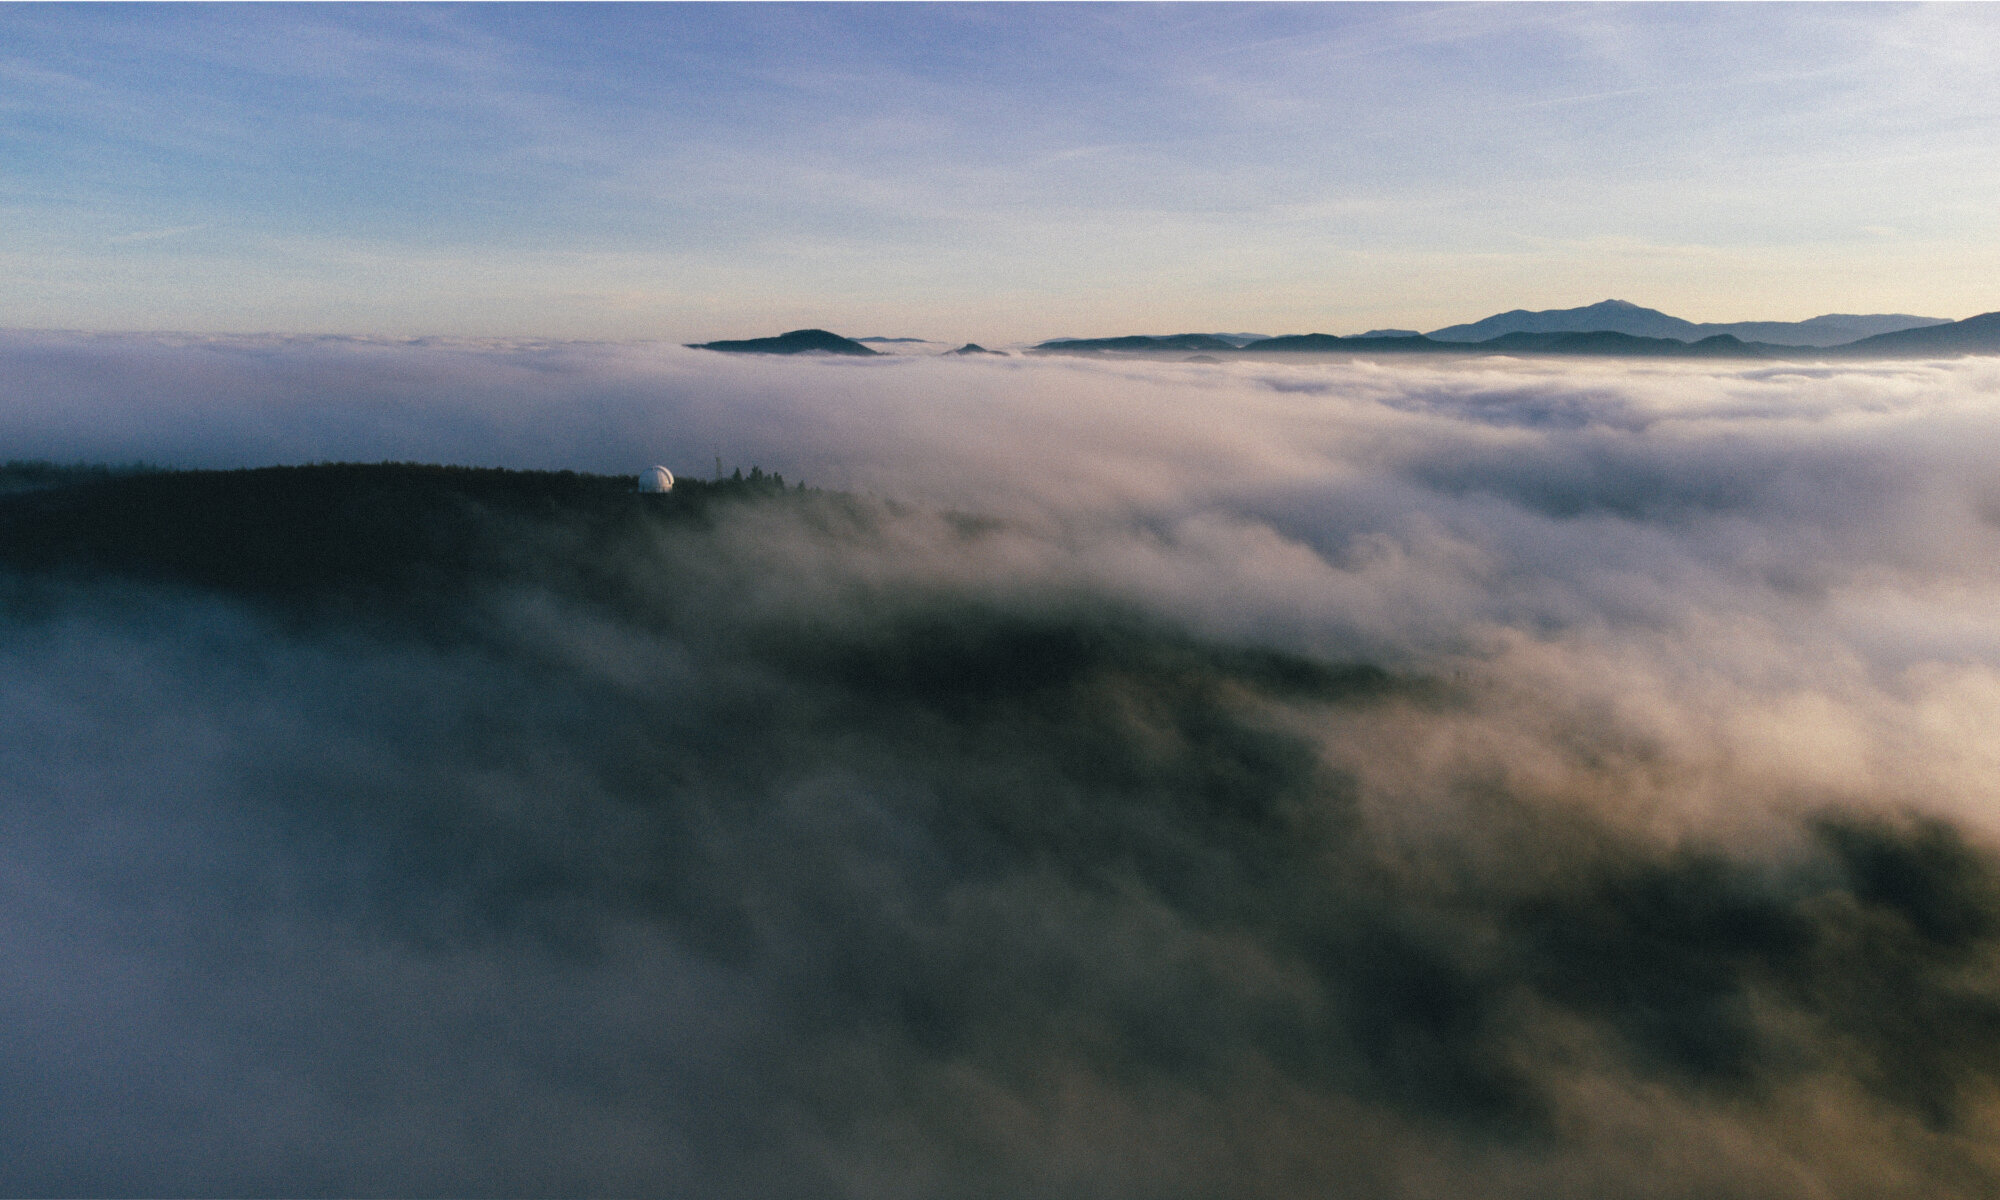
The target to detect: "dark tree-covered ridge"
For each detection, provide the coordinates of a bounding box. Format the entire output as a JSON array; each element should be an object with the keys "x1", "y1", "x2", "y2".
[{"x1": 0, "y1": 462, "x2": 807, "y2": 624}]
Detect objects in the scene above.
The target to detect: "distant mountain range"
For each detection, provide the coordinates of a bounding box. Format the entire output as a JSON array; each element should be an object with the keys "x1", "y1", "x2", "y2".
[
  {"x1": 686, "y1": 303, "x2": 2000, "y2": 362},
  {"x1": 1030, "y1": 303, "x2": 2000, "y2": 360},
  {"x1": 1832, "y1": 310, "x2": 2000, "y2": 355},
  {"x1": 1034, "y1": 333, "x2": 1244, "y2": 354},
  {"x1": 1425, "y1": 299, "x2": 1949, "y2": 347}
]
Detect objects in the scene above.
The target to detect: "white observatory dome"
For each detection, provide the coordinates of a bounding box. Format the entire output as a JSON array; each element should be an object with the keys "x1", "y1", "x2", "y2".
[{"x1": 640, "y1": 465, "x2": 675, "y2": 493}]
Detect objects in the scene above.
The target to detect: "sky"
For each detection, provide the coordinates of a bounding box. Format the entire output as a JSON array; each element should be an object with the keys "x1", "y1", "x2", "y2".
[{"x1": 5, "y1": 3, "x2": 2000, "y2": 341}]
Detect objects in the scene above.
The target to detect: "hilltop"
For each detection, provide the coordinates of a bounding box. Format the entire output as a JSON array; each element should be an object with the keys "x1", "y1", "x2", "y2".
[{"x1": 687, "y1": 329, "x2": 878, "y2": 355}]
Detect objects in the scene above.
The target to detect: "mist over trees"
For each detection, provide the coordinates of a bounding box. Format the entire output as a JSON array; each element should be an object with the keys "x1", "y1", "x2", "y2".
[
  {"x1": 2, "y1": 456, "x2": 1998, "y2": 1197},
  {"x1": 4, "y1": 338, "x2": 2000, "y2": 1195}
]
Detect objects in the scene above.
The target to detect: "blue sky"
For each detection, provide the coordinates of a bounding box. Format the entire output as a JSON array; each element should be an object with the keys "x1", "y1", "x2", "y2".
[{"x1": 5, "y1": 3, "x2": 1999, "y2": 340}]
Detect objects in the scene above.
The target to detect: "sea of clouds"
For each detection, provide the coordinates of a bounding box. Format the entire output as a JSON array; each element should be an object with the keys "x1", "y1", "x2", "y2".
[{"x1": 4, "y1": 331, "x2": 2000, "y2": 1197}]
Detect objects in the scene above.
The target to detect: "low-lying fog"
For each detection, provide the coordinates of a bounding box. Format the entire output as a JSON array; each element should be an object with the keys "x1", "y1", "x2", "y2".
[{"x1": 4, "y1": 330, "x2": 2000, "y2": 1197}]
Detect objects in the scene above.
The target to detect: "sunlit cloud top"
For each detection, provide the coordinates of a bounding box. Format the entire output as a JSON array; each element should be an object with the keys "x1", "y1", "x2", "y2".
[{"x1": 6, "y1": 3, "x2": 1999, "y2": 339}]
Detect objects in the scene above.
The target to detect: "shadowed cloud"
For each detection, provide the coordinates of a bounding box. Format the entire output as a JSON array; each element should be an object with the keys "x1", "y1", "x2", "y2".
[{"x1": 3, "y1": 336, "x2": 2000, "y2": 1196}]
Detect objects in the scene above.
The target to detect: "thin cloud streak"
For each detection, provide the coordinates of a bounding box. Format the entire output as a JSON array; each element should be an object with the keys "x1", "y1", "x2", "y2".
[{"x1": 109, "y1": 224, "x2": 208, "y2": 244}]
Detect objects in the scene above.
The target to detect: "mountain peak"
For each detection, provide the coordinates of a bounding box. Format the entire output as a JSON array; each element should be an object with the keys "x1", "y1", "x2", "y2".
[{"x1": 1428, "y1": 301, "x2": 1694, "y2": 343}]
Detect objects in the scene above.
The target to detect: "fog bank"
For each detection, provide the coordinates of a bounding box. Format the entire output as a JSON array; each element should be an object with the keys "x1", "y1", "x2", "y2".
[{"x1": 4, "y1": 332, "x2": 2000, "y2": 1196}]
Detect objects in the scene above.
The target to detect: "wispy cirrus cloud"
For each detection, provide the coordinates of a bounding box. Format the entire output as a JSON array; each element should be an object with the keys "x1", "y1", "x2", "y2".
[{"x1": 108, "y1": 224, "x2": 208, "y2": 244}]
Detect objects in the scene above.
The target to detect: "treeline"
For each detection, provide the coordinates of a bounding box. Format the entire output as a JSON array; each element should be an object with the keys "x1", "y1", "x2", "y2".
[
  {"x1": 0, "y1": 459, "x2": 157, "y2": 495},
  {"x1": 717, "y1": 464, "x2": 802, "y2": 494},
  {"x1": 0, "y1": 461, "x2": 831, "y2": 629}
]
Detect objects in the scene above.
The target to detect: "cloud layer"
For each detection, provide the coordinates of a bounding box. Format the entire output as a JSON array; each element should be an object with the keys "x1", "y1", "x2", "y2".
[{"x1": 4, "y1": 335, "x2": 2000, "y2": 1196}]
